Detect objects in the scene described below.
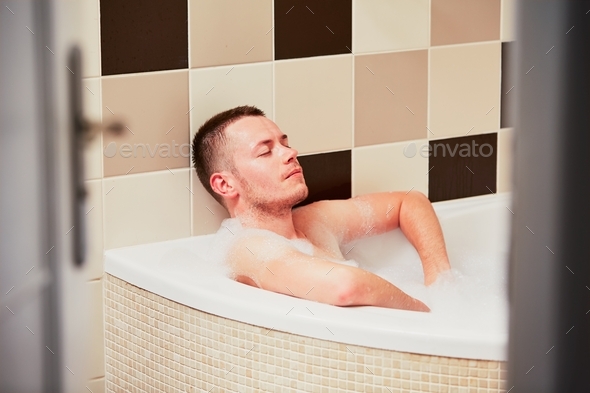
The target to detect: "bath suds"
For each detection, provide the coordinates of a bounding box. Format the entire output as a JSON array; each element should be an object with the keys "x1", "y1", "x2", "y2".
[{"x1": 205, "y1": 202, "x2": 509, "y2": 332}]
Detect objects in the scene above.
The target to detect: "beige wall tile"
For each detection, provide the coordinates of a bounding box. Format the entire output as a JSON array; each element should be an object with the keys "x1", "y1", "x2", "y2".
[
  {"x1": 191, "y1": 171, "x2": 231, "y2": 236},
  {"x1": 275, "y1": 55, "x2": 353, "y2": 155},
  {"x1": 83, "y1": 78, "x2": 102, "y2": 180},
  {"x1": 86, "y1": 280, "x2": 104, "y2": 380},
  {"x1": 501, "y1": 0, "x2": 517, "y2": 42},
  {"x1": 431, "y1": 0, "x2": 501, "y2": 46},
  {"x1": 429, "y1": 43, "x2": 501, "y2": 139},
  {"x1": 497, "y1": 128, "x2": 513, "y2": 192},
  {"x1": 103, "y1": 169, "x2": 191, "y2": 249},
  {"x1": 355, "y1": 50, "x2": 428, "y2": 147},
  {"x1": 84, "y1": 179, "x2": 104, "y2": 281},
  {"x1": 189, "y1": 62, "x2": 273, "y2": 145},
  {"x1": 190, "y1": 0, "x2": 272, "y2": 68},
  {"x1": 102, "y1": 70, "x2": 190, "y2": 177},
  {"x1": 353, "y1": 141, "x2": 429, "y2": 197},
  {"x1": 80, "y1": 0, "x2": 100, "y2": 77},
  {"x1": 86, "y1": 377, "x2": 104, "y2": 393},
  {"x1": 354, "y1": 0, "x2": 429, "y2": 53}
]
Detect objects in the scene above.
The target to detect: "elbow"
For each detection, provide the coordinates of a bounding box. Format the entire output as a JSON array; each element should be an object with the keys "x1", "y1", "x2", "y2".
[
  {"x1": 405, "y1": 189, "x2": 430, "y2": 204},
  {"x1": 334, "y1": 271, "x2": 359, "y2": 306}
]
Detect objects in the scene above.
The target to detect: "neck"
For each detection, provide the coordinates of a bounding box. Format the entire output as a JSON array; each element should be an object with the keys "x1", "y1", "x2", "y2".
[{"x1": 231, "y1": 205, "x2": 302, "y2": 240}]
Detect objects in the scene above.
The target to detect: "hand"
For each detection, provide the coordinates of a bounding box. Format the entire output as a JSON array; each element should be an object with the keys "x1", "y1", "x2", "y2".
[{"x1": 424, "y1": 265, "x2": 452, "y2": 286}]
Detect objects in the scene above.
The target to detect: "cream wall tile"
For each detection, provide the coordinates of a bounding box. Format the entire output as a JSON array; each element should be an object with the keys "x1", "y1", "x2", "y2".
[
  {"x1": 83, "y1": 78, "x2": 102, "y2": 180},
  {"x1": 84, "y1": 179, "x2": 104, "y2": 280},
  {"x1": 355, "y1": 50, "x2": 428, "y2": 146},
  {"x1": 102, "y1": 70, "x2": 190, "y2": 177},
  {"x1": 86, "y1": 280, "x2": 104, "y2": 380},
  {"x1": 354, "y1": 0, "x2": 429, "y2": 53},
  {"x1": 86, "y1": 377, "x2": 105, "y2": 393},
  {"x1": 275, "y1": 55, "x2": 353, "y2": 155},
  {"x1": 103, "y1": 169, "x2": 191, "y2": 249},
  {"x1": 429, "y1": 43, "x2": 501, "y2": 139},
  {"x1": 353, "y1": 141, "x2": 428, "y2": 197},
  {"x1": 191, "y1": 171, "x2": 231, "y2": 236},
  {"x1": 80, "y1": 0, "x2": 100, "y2": 77},
  {"x1": 189, "y1": 62, "x2": 273, "y2": 144},
  {"x1": 501, "y1": 0, "x2": 517, "y2": 42},
  {"x1": 497, "y1": 128, "x2": 513, "y2": 192},
  {"x1": 190, "y1": 0, "x2": 273, "y2": 68}
]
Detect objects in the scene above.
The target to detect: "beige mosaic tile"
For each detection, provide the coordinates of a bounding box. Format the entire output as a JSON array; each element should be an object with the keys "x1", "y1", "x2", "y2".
[{"x1": 104, "y1": 274, "x2": 508, "y2": 392}]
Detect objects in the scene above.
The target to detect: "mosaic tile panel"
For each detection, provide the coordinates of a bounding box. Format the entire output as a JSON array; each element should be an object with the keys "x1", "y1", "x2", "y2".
[{"x1": 105, "y1": 274, "x2": 509, "y2": 392}]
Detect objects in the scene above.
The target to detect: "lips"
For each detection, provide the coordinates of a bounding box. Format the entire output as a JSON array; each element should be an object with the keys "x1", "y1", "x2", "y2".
[{"x1": 286, "y1": 167, "x2": 302, "y2": 179}]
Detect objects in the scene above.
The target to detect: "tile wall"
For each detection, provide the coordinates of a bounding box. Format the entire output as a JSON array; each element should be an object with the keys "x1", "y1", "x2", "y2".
[{"x1": 79, "y1": 0, "x2": 517, "y2": 390}]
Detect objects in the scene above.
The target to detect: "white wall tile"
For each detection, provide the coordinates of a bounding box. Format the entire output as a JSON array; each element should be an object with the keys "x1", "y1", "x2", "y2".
[
  {"x1": 84, "y1": 179, "x2": 104, "y2": 280},
  {"x1": 103, "y1": 169, "x2": 191, "y2": 249},
  {"x1": 190, "y1": 62, "x2": 274, "y2": 145},
  {"x1": 80, "y1": 0, "x2": 100, "y2": 78},
  {"x1": 354, "y1": 0, "x2": 429, "y2": 53},
  {"x1": 429, "y1": 43, "x2": 501, "y2": 139},
  {"x1": 275, "y1": 55, "x2": 353, "y2": 155},
  {"x1": 353, "y1": 140, "x2": 429, "y2": 197}
]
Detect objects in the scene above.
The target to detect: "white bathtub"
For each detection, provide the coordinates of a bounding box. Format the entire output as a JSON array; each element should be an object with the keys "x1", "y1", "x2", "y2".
[{"x1": 105, "y1": 192, "x2": 511, "y2": 363}]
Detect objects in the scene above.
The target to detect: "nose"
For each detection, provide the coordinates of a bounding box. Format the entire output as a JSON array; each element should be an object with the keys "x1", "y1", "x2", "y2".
[{"x1": 280, "y1": 144, "x2": 298, "y2": 163}]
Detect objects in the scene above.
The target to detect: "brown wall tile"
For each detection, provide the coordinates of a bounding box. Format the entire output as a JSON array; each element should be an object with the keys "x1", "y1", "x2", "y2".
[
  {"x1": 275, "y1": 0, "x2": 352, "y2": 60},
  {"x1": 102, "y1": 71, "x2": 189, "y2": 177},
  {"x1": 431, "y1": 0, "x2": 501, "y2": 46},
  {"x1": 295, "y1": 151, "x2": 351, "y2": 207},
  {"x1": 355, "y1": 50, "x2": 428, "y2": 147},
  {"x1": 100, "y1": 0, "x2": 188, "y2": 75},
  {"x1": 428, "y1": 133, "x2": 498, "y2": 202}
]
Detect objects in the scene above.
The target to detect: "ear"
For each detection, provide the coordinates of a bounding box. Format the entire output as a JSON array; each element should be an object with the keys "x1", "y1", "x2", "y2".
[{"x1": 210, "y1": 172, "x2": 238, "y2": 201}]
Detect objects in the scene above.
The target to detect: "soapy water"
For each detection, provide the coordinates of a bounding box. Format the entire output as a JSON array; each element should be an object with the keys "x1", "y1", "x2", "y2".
[
  {"x1": 161, "y1": 204, "x2": 509, "y2": 328},
  {"x1": 340, "y1": 206, "x2": 511, "y2": 329}
]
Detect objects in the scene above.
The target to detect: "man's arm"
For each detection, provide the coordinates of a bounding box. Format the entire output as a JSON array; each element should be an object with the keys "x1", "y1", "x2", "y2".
[
  {"x1": 295, "y1": 191, "x2": 451, "y2": 286},
  {"x1": 226, "y1": 234, "x2": 430, "y2": 312}
]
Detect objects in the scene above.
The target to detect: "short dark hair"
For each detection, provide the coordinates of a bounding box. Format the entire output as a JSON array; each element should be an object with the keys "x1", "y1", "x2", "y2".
[{"x1": 192, "y1": 105, "x2": 266, "y2": 208}]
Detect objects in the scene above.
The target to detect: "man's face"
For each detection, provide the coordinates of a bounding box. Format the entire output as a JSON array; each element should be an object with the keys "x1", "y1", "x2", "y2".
[{"x1": 224, "y1": 116, "x2": 308, "y2": 214}]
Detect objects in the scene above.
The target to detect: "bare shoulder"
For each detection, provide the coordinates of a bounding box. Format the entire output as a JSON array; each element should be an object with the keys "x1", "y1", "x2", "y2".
[
  {"x1": 292, "y1": 192, "x2": 413, "y2": 245},
  {"x1": 225, "y1": 231, "x2": 296, "y2": 287}
]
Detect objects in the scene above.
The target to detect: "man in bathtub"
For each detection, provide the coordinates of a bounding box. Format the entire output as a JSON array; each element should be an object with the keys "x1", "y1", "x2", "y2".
[{"x1": 191, "y1": 105, "x2": 451, "y2": 312}]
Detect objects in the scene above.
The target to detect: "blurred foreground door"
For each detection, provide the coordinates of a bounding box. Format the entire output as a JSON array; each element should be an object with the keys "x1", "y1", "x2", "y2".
[{"x1": 1, "y1": 1, "x2": 89, "y2": 392}]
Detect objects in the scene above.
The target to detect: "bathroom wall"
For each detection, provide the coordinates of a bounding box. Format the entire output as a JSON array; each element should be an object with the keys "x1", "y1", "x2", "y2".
[{"x1": 80, "y1": 0, "x2": 516, "y2": 390}]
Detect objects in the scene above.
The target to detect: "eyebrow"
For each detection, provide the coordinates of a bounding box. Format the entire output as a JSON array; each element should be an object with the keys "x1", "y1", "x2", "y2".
[{"x1": 252, "y1": 134, "x2": 289, "y2": 150}]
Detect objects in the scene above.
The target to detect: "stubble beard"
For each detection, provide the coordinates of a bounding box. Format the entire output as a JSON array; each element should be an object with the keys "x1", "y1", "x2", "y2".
[{"x1": 238, "y1": 172, "x2": 309, "y2": 218}]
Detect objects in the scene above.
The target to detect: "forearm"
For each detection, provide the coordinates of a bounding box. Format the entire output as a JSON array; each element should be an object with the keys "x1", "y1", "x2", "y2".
[
  {"x1": 399, "y1": 191, "x2": 451, "y2": 281},
  {"x1": 342, "y1": 268, "x2": 430, "y2": 312}
]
